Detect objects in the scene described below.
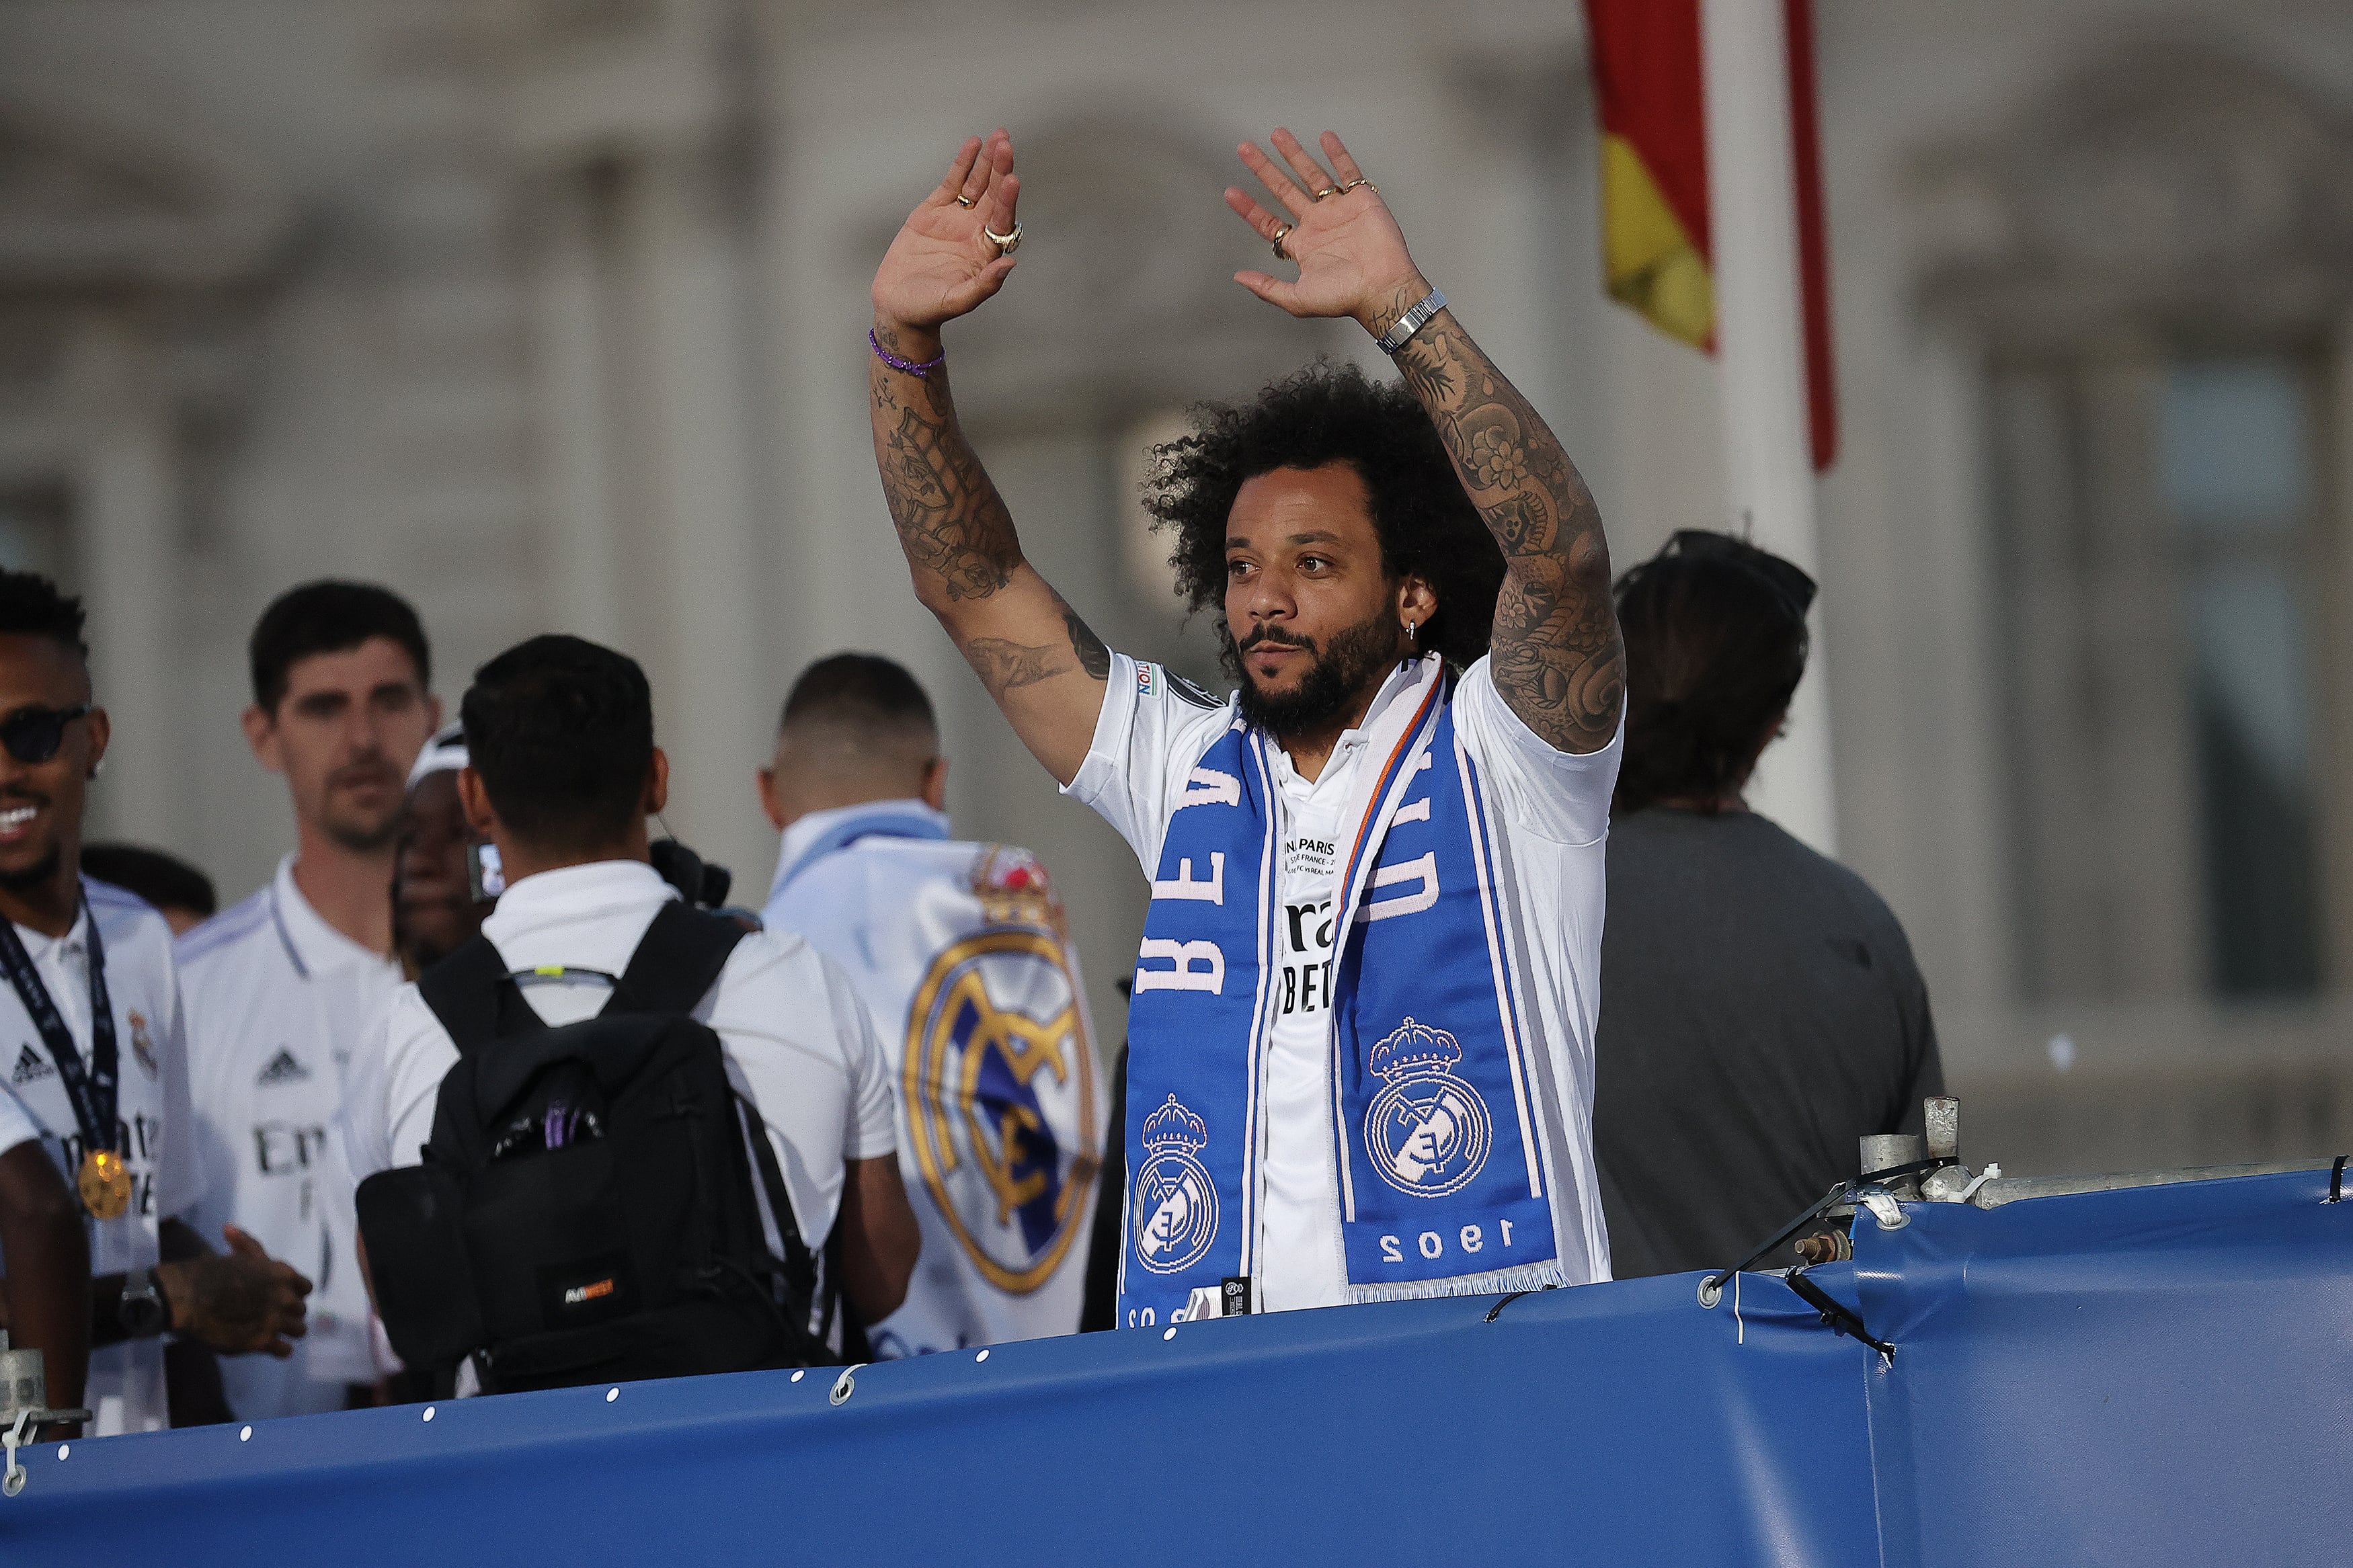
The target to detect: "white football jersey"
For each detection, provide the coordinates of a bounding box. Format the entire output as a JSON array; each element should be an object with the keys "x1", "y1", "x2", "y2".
[
  {"x1": 1068, "y1": 653, "x2": 1623, "y2": 1307},
  {"x1": 763, "y1": 801, "x2": 1105, "y2": 1358},
  {"x1": 176, "y1": 855, "x2": 400, "y2": 1417},
  {"x1": 0, "y1": 879, "x2": 203, "y2": 1436}
]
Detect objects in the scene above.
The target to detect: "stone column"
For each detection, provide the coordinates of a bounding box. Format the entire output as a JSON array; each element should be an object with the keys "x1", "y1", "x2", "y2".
[{"x1": 67, "y1": 313, "x2": 182, "y2": 851}]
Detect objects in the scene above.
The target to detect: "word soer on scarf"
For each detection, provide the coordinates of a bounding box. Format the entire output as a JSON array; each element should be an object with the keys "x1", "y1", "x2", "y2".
[{"x1": 1121, "y1": 658, "x2": 1568, "y2": 1325}]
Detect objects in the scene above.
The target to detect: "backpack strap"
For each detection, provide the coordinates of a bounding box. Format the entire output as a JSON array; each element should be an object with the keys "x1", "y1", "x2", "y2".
[
  {"x1": 417, "y1": 936, "x2": 524, "y2": 1057},
  {"x1": 610, "y1": 903, "x2": 748, "y2": 1017},
  {"x1": 739, "y1": 1094, "x2": 830, "y2": 1349}
]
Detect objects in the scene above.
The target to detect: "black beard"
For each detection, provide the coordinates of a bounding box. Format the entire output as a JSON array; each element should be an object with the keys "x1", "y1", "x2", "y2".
[
  {"x1": 0, "y1": 845, "x2": 63, "y2": 893},
  {"x1": 1224, "y1": 612, "x2": 1404, "y2": 741}
]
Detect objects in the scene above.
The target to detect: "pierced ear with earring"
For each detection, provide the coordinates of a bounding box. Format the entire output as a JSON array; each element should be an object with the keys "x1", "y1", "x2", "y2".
[{"x1": 1404, "y1": 619, "x2": 1418, "y2": 646}]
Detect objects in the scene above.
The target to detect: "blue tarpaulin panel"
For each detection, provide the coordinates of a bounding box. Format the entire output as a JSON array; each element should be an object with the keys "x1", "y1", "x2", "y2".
[{"x1": 2, "y1": 1169, "x2": 2345, "y2": 1565}]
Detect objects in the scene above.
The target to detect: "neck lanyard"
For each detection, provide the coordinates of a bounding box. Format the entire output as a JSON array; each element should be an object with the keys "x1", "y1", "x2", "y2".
[{"x1": 0, "y1": 904, "x2": 118, "y2": 1155}]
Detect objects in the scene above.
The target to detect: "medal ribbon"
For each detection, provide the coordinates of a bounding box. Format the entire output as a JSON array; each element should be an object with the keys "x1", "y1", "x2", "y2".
[{"x1": 0, "y1": 903, "x2": 118, "y2": 1158}]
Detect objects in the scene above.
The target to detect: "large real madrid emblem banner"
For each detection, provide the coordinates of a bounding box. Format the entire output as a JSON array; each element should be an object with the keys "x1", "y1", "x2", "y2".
[{"x1": 880, "y1": 852, "x2": 1101, "y2": 1355}]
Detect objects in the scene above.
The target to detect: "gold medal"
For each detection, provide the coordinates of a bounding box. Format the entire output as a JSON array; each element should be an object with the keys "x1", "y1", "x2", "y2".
[{"x1": 78, "y1": 1148, "x2": 132, "y2": 1221}]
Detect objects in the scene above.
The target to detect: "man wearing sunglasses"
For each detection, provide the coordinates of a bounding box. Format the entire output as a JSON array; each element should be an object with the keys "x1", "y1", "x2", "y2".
[
  {"x1": 176, "y1": 583, "x2": 440, "y2": 1419},
  {"x1": 0, "y1": 570, "x2": 310, "y2": 1435}
]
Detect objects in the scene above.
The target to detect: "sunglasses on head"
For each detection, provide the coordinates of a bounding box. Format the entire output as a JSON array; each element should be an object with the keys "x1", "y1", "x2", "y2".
[
  {"x1": 0, "y1": 704, "x2": 91, "y2": 766},
  {"x1": 1662, "y1": 529, "x2": 1819, "y2": 616}
]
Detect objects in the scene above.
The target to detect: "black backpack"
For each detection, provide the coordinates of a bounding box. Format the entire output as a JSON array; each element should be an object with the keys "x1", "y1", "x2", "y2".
[{"x1": 356, "y1": 904, "x2": 836, "y2": 1395}]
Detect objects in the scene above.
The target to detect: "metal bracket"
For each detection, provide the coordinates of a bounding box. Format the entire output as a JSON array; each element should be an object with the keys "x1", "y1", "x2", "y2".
[{"x1": 1, "y1": 1405, "x2": 90, "y2": 1497}]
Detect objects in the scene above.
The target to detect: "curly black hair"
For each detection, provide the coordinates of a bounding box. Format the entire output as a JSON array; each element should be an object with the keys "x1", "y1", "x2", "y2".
[
  {"x1": 1144, "y1": 361, "x2": 1504, "y2": 671},
  {"x1": 0, "y1": 569, "x2": 88, "y2": 660}
]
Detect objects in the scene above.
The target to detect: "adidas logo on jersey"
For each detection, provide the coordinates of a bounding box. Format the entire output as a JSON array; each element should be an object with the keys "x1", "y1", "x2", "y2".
[
  {"x1": 256, "y1": 1048, "x2": 311, "y2": 1087},
  {"x1": 9, "y1": 1044, "x2": 51, "y2": 1085}
]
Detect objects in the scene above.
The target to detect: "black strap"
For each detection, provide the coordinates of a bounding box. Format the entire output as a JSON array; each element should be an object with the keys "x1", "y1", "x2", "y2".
[
  {"x1": 0, "y1": 901, "x2": 118, "y2": 1155},
  {"x1": 610, "y1": 904, "x2": 746, "y2": 1016},
  {"x1": 418, "y1": 903, "x2": 748, "y2": 1055},
  {"x1": 740, "y1": 1094, "x2": 826, "y2": 1333},
  {"x1": 417, "y1": 936, "x2": 518, "y2": 1058}
]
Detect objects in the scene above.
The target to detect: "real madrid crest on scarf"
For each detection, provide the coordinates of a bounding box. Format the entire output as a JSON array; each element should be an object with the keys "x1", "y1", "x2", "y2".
[
  {"x1": 1364, "y1": 1020, "x2": 1492, "y2": 1198},
  {"x1": 1131, "y1": 1094, "x2": 1218, "y2": 1274},
  {"x1": 1122, "y1": 655, "x2": 1569, "y2": 1322}
]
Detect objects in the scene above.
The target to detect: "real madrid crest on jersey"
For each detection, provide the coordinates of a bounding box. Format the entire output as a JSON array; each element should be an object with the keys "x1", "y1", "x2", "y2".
[
  {"x1": 1131, "y1": 1094, "x2": 1219, "y2": 1274},
  {"x1": 1365, "y1": 1018, "x2": 1494, "y2": 1198},
  {"x1": 903, "y1": 903, "x2": 1097, "y2": 1296},
  {"x1": 128, "y1": 1009, "x2": 157, "y2": 1079}
]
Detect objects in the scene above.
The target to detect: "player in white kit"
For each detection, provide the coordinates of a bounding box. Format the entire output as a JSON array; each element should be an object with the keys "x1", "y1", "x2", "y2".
[
  {"x1": 865, "y1": 129, "x2": 1625, "y2": 1321},
  {"x1": 177, "y1": 583, "x2": 438, "y2": 1417},
  {"x1": 759, "y1": 654, "x2": 1103, "y2": 1358},
  {"x1": 0, "y1": 571, "x2": 309, "y2": 1435}
]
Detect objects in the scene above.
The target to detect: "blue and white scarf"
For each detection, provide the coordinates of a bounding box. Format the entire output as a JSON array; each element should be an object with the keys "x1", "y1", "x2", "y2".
[{"x1": 1121, "y1": 655, "x2": 1566, "y2": 1323}]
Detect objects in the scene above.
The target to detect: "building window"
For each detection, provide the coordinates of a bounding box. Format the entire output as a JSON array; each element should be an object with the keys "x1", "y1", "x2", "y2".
[
  {"x1": 1991, "y1": 349, "x2": 2327, "y2": 1005},
  {"x1": 2161, "y1": 360, "x2": 2321, "y2": 997}
]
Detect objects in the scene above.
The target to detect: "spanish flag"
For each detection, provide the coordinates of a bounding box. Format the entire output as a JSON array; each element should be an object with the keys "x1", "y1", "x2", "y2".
[{"x1": 1585, "y1": 0, "x2": 1838, "y2": 470}]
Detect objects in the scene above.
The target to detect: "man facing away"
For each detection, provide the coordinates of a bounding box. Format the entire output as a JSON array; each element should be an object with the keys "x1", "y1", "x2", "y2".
[
  {"x1": 1593, "y1": 532, "x2": 1944, "y2": 1277},
  {"x1": 759, "y1": 653, "x2": 1103, "y2": 1357},
  {"x1": 867, "y1": 128, "x2": 1625, "y2": 1323},
  {"x1": 0, "y1": 570, "x2": 308, "y2": 1436},
  {"x1": 344, "y1": 635, "x2": 920, "y2": 1358},
  {"x1": 176, "y1": 583, "x2": 438, "y2": 1417}
]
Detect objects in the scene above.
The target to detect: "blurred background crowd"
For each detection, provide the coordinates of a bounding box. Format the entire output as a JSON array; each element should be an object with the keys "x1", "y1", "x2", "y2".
[{"x1": 3, "y1": 0, "x2": 2350, "y2": 1177}]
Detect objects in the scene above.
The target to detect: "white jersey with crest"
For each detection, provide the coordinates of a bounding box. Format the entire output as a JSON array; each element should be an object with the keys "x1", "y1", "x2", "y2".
[
  {"x1": 762, "y1": 800, "x2": 1105, "y2": 1358},
  {"x1": 0, "y1": 878, "x2": 203, "y2": 1436},
  {"x1": 176, "y1": 855, "x2": 399, "y2": 1417}
]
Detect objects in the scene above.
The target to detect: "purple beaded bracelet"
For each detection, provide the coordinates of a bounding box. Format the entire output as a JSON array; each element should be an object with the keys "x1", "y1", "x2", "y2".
[{"x1": 869, "y1": 329, "x2": 945, "y2": 378}]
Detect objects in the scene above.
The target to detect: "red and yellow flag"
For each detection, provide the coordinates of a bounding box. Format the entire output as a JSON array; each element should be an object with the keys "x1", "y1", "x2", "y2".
[
  {"x1": 1584, "y1": 0, "x2": 1839, "y2": 470},
  {"x1": 1585, "y1": 0, "x2": 1715, "y2": 352}
]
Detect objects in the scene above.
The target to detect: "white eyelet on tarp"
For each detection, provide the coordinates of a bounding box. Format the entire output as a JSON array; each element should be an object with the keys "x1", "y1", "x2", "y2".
[{"x1": 829, "y1": 1364, "x2": 866, "y2": 1406}]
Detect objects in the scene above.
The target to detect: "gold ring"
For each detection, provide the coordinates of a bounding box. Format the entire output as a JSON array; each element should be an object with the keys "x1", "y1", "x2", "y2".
[
  {"x1": 1271, "y1": 223, "x2": 1292, "y2": 260},
  {"x1": 1338, "y1": 178, "x2": 1376, "y2": 196},
  {"x1": 1311, "y1": 185, "x2": 1343, "y2": 202},
  {"x1": 984, "y1": 220, "x2": 1023, "y2": 256},
  {"x1": 954, "y1": 194, "x2": 975, "y2": 208}
]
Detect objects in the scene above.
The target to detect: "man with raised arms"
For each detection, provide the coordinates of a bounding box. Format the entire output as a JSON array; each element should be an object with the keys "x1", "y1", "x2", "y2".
[{"x1": 867, "y1": 128, "x2": 1624, "y2": 1323}]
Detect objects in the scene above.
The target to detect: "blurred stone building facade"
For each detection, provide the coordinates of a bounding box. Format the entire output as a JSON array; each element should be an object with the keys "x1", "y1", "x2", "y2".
[{"x1": 3, "y1": 0, "x2": 2350, "y2": 1178}]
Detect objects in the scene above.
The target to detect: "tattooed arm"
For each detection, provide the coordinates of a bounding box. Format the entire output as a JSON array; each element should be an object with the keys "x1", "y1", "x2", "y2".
[
  {"x1": 1225, "y1": 130, "x2": 1624, "y2": 753},
  {"x1": 1374, "y1": 286, "x2": 1621, "y2": 751},
  {"x1": 868, "y1": 130, "x2": 1111, "y2": 785}
]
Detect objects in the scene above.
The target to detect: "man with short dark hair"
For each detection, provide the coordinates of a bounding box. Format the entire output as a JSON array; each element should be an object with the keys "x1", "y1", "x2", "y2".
[
  {"x1": 760, "y1": 653, "x2": 1102, "y2": 1357},
  {"x1": 346, "y1": 636, "x2": 920, "y2": 1358},
  {"x1": 867, "y1": 128, "x2": 1624, "y2": 1323},
  {"x1": 177, "y1": 581, "x2": 438, "y2": 1417},
  {"x1": 1593, "y1": 532, "x2": 1944, "y2": 1278},
  {"x1": 0, "y1": 570, "x2": 308, "y2": 1436}
]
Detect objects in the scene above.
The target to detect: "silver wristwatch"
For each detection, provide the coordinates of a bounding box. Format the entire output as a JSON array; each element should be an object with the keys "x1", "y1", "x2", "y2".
[
  {"x1": 119, "y1": 1266, "x2": 167, "y2": 1339},
  {"x1": 1375, "y1": 288, "x2": 1447, "y2": 355}
]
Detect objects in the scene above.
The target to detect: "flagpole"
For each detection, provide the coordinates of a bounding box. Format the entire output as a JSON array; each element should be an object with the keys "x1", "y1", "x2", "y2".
[{"x1": 1699, "y1": 0, "x2": 1838, "y2": 854}]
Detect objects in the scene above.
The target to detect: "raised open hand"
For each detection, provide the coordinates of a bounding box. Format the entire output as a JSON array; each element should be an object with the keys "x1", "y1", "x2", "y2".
[
  {"x1": 1226, "y1": 130, "x2": 1425, "y2": 333},
  {"x1": 873, "y1": 130, "x2": 1023, "y2": 338}
]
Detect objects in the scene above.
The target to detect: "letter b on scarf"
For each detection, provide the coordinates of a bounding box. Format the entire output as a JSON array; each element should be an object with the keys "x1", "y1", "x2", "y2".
[{"x1": 1135, "y1": 938, "x2": 1226, "y2": 994}]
